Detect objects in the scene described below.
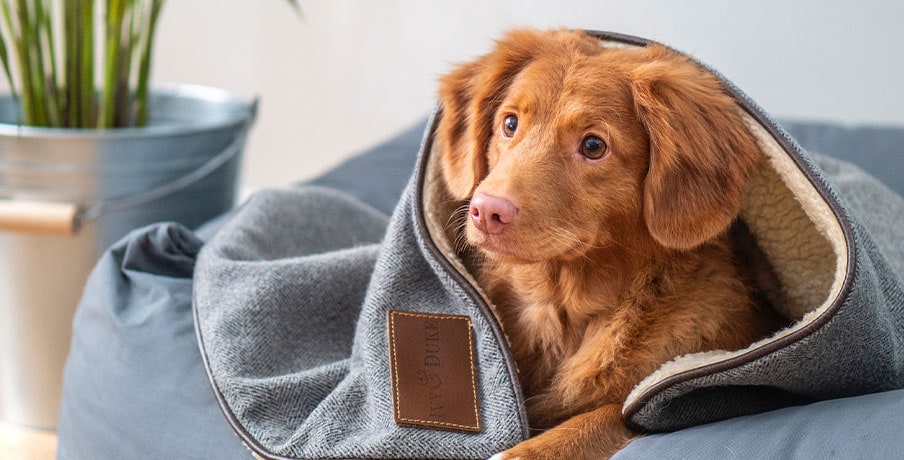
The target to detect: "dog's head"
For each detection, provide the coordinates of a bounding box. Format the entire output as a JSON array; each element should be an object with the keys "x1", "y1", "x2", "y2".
[{"x1": 437, "y1": 29, "x2": 762, "y2": 262}]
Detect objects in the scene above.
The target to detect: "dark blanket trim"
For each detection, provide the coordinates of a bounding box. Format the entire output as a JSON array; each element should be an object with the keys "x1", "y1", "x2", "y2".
[
  {"x1": 193, "y1": 283, "x2": 305, "y2": 460},
  {"x1": 580, "y1": 30, "x2": 857, "y2": 423},
  {"x1": 192, "y1": 113, "x2": 533, "y2": 458},
  {"x1": 412, "y1": 109, "x2": 533, "y2": 440}
]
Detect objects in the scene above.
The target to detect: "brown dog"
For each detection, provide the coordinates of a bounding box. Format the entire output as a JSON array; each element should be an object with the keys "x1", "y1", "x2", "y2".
[{"x1": 435, "y1": 29, "x2": 782, "y2": 459}]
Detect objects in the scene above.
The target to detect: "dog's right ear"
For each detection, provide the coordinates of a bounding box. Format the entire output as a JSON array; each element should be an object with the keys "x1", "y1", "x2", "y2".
[{"x1": 435, "y1": 29, "x2": 545, "y2": 200}]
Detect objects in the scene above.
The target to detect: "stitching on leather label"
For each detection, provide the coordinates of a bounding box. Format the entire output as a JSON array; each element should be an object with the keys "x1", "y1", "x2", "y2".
[{"x1": 387, "y1": 310, "x2": 481, "y2": 433}]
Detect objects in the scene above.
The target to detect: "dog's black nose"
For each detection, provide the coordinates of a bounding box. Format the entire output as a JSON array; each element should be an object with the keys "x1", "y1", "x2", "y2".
[{"x1": 470, "y1": 192, "x2": 518, "y2": 234}]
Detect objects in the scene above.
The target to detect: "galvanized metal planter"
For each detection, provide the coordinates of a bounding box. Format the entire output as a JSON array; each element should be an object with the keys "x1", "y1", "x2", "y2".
[{"x1": 0, "y1": 85, "x2": 255, "y2": 429}]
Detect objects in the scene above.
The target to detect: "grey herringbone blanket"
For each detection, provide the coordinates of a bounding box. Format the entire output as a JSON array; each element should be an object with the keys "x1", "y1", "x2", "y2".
[{"x1": 193, "y1": 31, "x2": 904, "y2": 459}]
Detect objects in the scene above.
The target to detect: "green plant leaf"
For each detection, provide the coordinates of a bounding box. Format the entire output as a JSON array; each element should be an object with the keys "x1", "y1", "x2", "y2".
[
  {"x1": 35, "y1": 0, "x2": 60, "y2": 126},
  {"x1": 99, "y1": 0, "x2": 125, "y2": 128},
  {"x1": 0, "y1": 18, "x2": 18, "y2": 103},
  {"x1": 134, "y1": 0, "x2": 163, "y2": 126},
  {"x1": 3, "y1": 1, "x2": 36, "y2": 124},
  {"x1": 287, "y1": 0, "x2": 302, "y2": 17},
  {"x1": 80, "y1": 0, "x2": 96, "y2": 127},
  {"x1": 0, "y1": 0, "x2": 300, "y2": 129}
]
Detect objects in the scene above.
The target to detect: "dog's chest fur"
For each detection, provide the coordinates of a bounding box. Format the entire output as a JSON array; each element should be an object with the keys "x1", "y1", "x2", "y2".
[{"x1": 479, "y1": 236, "x2": 772, "y2": 428}]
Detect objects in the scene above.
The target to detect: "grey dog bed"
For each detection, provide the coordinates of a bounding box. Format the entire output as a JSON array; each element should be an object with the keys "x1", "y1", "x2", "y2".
[
  {"x1": 58, "y1": 32, "x2": 904, "y2": 459},
  {"x1": 190, "y1": 31, "x2": 904, "y2": 458}
]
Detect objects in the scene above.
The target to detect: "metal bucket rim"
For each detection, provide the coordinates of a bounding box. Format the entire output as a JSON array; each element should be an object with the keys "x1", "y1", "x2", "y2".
[{"x1": 0, "y1": 84, "x2": 255, "y2": 139}]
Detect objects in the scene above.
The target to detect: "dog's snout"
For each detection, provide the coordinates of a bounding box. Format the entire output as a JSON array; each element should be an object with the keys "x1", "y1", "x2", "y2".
[{"x1": 470, "y1": 192, "x2": 518, "y2": 234}]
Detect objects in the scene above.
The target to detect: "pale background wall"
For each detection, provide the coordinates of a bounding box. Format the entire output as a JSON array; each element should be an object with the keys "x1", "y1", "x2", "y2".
[{"x1": 5, "y1": 1, "x2": 904, "y2": 188}]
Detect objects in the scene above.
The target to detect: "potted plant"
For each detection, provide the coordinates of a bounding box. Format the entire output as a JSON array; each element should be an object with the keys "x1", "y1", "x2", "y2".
[{"x1": 0, "y1": 0, "x2": 292, "y2": 430}]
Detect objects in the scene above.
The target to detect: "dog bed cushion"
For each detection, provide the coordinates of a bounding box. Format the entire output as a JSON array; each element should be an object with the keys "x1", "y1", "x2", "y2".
[
  {"x1": 56, "y1": 118, "x2": 904, "y2": 459},
  {"x1": 191, "y1": 31, "x2": 904, "y2": 458},
  {"x1": 55, "y1": 122, "x2": 423, "y2": 460}
]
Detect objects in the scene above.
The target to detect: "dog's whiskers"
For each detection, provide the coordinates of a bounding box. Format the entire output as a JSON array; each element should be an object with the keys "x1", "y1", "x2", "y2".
[{"x1": 445, "y1": 203, "x2": 474, "y2": 254}]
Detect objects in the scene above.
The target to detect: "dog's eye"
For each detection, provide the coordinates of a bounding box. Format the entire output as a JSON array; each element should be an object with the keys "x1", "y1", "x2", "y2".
[
  {"x1": 581, "y1": 136, "x2": 608, "y2": 160},
  {"x1": 502, "y1": 115, "x2": 518, "y2": 137}
]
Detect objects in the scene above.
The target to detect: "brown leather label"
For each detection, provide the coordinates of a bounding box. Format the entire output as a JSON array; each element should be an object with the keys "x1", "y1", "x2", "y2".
[{"x1": 387, "y1": 310, "x2": 481, "y2": 433}]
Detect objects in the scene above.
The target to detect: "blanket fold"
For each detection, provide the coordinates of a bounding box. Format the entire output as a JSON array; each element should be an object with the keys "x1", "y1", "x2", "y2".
[
  {"x1": 195, "y1": 185, "x2": 528, "y2": 459},
  {"x1": 193, "y1": 31, "x2": 904, "y2": 459}
]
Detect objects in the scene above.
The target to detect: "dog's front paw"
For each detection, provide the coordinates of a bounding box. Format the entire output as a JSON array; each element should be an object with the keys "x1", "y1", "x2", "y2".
[
  {"x1": 487, "y1": 453, "x2": 517, "y2": 460},
  {"x1": 487, "y1": 443, "x2": 553, "y2": 460}
]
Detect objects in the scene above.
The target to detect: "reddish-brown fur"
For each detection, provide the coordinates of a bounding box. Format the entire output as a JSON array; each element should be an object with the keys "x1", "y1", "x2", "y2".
[{"x1": 436, "y1": 29, "x2": 781, "y2": 459}]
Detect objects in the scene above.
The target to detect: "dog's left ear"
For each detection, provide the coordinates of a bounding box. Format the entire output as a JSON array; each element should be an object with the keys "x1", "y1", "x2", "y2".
[{"x1": 631, "y1": 46, "x2": 762, "y2": 250}]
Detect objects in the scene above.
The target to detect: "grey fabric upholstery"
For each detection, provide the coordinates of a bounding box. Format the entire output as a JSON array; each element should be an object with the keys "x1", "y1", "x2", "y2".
[
  {"x1": 57, "y1": 124, "x2": 423, "y2": 459},
  {"x1": 781, "y1": 120, "x2": 904, "y2": 197},
  {"x1": 56, "y1": 224, "x2": 249, "y2": 459},
  {"x1": 57, "y1": 116, "x2": 903, "y2": 458},
  {"x1": 614, "y1": 388, "x2": 904, "y2": 459}
]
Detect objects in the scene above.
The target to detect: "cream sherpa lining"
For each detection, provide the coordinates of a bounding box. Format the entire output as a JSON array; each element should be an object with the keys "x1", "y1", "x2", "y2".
[
  {"x1": 423, "y1": 143, "x2": 493, "y2": 311},
  {"x1": 624, "y1": 113, "x2": 848, "y2": 408},
  {"x1": 421, "y1": 40, "x2": 849, "y2": 419}
]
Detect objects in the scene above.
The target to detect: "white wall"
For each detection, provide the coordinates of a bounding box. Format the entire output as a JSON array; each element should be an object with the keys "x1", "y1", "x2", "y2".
[{"x1": 6, "y1": 1, "x2": 904, "y2": 188}]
